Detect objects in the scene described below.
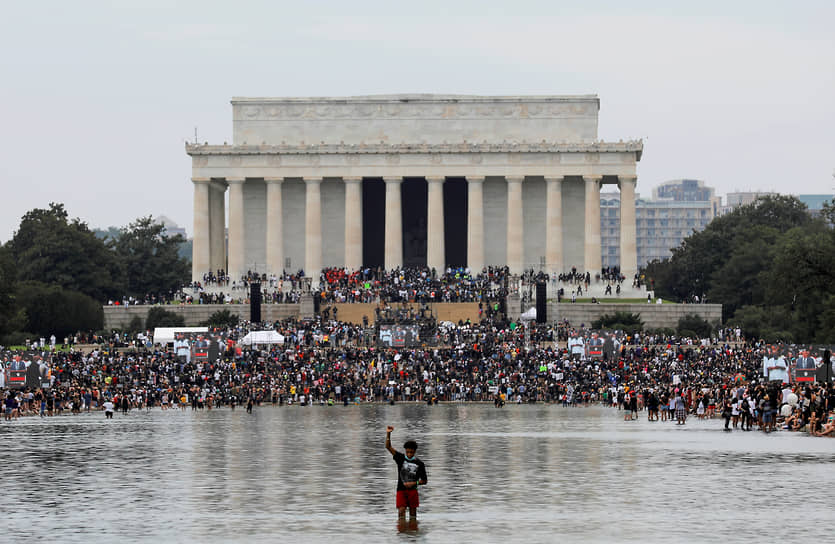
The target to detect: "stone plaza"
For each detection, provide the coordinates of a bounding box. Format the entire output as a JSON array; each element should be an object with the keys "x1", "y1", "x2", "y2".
[{"x1": 187, "y1": 95, "x2": 643, "y2": 284}]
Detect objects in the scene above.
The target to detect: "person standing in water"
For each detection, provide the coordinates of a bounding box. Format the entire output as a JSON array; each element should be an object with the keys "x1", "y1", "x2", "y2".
[{"x1": 385, "y1": 425, "x2": 427, "y2": 520}]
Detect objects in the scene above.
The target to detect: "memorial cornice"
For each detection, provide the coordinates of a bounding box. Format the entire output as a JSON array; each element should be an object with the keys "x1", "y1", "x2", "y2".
[
  {"x1": 233, "y1": 94, "x2": 599, "y2": 103},
  {"x1": 231, "y1": 95, "x2": 601, "y2": 121},
  {"x1": 186, "y1": 141, "x2": 643, "y2": 160}
]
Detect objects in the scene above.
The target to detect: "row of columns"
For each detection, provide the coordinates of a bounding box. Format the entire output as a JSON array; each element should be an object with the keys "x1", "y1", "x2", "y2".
[{"x1": 192, "y1": 175, "x2": 638, "y2": 283}]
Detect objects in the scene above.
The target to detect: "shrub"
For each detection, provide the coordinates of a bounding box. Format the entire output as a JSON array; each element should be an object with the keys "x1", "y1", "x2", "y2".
[
  {"x1": 0, "y1": 331, "x2": 37, "y2": 348},
  {"x1": 676, "y1": 314, "x2": 713, "y2": 339},
  {"x1": 204, "y1": 309, "x2": 239, "y2": 328},
  {"x1": 126, "y1": 315, "x2": 145, "y2": 333},
  {"x1": 592, "y1": 311, "x2": 643, "y2": 333}
]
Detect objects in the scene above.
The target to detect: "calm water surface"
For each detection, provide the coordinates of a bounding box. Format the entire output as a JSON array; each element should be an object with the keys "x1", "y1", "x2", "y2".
[{"x1": 3, "y1": 404, "x2": 834, "y2": 543}]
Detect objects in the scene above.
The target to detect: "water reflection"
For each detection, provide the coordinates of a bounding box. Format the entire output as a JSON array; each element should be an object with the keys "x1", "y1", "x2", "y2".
[{"x1": 2, "y1": 404, "x2": 833, "y2": 543}]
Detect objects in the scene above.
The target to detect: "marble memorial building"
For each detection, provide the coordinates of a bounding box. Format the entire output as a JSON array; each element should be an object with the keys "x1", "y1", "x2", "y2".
[{"x1": 187, "y1": 95, "x2": 642, "y2": 284}]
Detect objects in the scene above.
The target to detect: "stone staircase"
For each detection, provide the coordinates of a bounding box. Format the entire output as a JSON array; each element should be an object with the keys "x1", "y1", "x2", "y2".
[{"x1": 516, "y1": 280, "x2": 653, "y2": 302}]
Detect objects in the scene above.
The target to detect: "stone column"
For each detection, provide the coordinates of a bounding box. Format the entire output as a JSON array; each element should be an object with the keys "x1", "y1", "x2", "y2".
[
  {"x1": 209, "y1": 181, "x2": 226, "y2": 274},
  {"x1": 545, "y1": 176, "x2": 563, "y2": 275},
  {"x1": 426, "y1": 176, "x2": 446, "y2": 272},
  {"x1": 226, "y1": 178, "x2": 246, "y2": 282},
  {"x1": 619, "y1": 175, "x2": 638, "y2": 279},
  {"x1": 383, "y1": 177, "x2": 403, "y2": 270},
  {"x1": 506, "y1": 176, "x2": 524, "y2": 275},
  {"x1": 265, "y1": 177, "x2": 284, "y2": 276},
  {"x1": 344, "y1": 177, "x2": 363, "y2": 270},
  {"x1": 191, "y1": 178, "x2": 211, "y2": 282},
  {"x1": 466, "y1": 176, "x2": 485, "y2": 274},
  {"x1": 304, "y1": 177, "x2": 323, "y2": 284},
  {"x1": 583, "y1": 175, "x2": 602, "y2": 274}
]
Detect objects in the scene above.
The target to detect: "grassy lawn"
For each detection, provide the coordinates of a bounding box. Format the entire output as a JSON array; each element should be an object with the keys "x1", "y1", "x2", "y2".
[{"x1": 6, "y1": 345, "x2": 76, "y2": 352}]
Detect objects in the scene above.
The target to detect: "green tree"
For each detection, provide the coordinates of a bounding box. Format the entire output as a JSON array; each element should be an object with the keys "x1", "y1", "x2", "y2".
[
  {"x1": 126, "y1": 316, "x2": 145, "y2": 333},
  {"x1": 706, "y1": 228, "x2": 777, "y2": 318},
  {"x1": 676, "y1": 314, "x2": 714, "y2": 339},
  {"x1": 113, "y1": 216, "x2": 190, "y2": 298},
  {"x1": 646, "y1": 195, "x2": 810, "y2": 307},
  {"x1": 644, "y1": 195, "x2": 834, "y2": 342},
  {"x1": 6, "y1": 203, "x2": 123, "y2": 301},
  {"x1": 204, "y1": 309, "x2": 239, "y2": 328},
  {"x1": 728, "y1": 305, "x2": 796, "y2": 344},
  {"x1": 145, "y1": 307, "x2": 185, "y2": 329},
  {"x1": 820, "y1": 198, "x2": 835, "y2": 226},
  {"x1": 0, "y1": 246, "x2": 23, "y2": 336},
  {"x1": 15, "y1": 281, "x2": 103, "y2": 337},
  {"x1": 816, "y1": 294, "x2": 835, "y2": 343},
  {"x1": 592, "y1": 311, "x2": 643, "y2": 333},
  {"x1": 763, "y1": 225, "x2": 835, "y2": 342}
]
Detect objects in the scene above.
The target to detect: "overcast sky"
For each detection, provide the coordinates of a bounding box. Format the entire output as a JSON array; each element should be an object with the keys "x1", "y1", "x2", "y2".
[{"x1": 1, "y1": 1, "x2": 833, "y2": 241}]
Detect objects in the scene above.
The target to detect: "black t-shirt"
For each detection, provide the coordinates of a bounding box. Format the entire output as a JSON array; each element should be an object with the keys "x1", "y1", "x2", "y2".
[{"x1": 393, "y1": 451, "x2": 427, "y2": 491}]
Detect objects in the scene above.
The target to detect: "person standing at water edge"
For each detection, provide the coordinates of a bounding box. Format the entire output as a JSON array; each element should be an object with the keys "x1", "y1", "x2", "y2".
[
  {"x1": 385, "y1": 425, "x2": 427, "y2": 520},
  {"x1": 673, "y1": 389, "x2": 687, "y2": 425},
  {"x1": 103, "y1": 399, "x2": 114, "y2": 419}
]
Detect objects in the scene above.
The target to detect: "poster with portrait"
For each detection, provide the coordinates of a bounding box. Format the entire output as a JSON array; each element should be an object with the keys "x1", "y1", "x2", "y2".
[
  {"x1": 567, "y1": 334, "x2": 585, "y2": 358},
  {"x1": 185, "y1": 332, "x2": 226, "y2": 362},
  {"x1": 764, "y1": 345, "x2": 834, "y2": 384},
  {"x1": 587, "y1": 333, "x2": 604, "y2": 359},
  {"x1": 168, "y1": 332, "x2": 226, "y2": 363},
  {"x1": 762, "y1": 344, "x2": 790, "y2": 383},
  {"x1": 1, "y1": 352, "x2": 52, "y2": 389},
  {"x1": 378, "y1": 325, "x2": 420, "y2": 348}
]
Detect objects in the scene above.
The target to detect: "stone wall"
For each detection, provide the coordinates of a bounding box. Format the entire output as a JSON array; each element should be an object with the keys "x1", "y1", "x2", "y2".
[
  {"x1": 103, "y1": 304, "x2": 301, "y2": 329},
  {"x1": 104, "y1": 301, "x2": 722, "y2": 331},
  {"x1": 548, "y1": 303, "x2": 722, "y2": 330}
]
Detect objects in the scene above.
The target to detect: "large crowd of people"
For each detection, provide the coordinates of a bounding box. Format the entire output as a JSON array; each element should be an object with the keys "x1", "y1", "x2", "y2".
[
  {"x1": 315, "y1": 266, "x2": 510, "y2": 304},
  {"x1": 107, "y1": 265, "x2": 654, "y2": 308},
  {"x1": 2, "y1": 317, "x2": 832, "y2": 437}
]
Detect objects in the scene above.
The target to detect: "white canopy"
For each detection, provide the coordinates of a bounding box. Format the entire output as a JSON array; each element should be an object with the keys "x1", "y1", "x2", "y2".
[
  {"x1": 520, "y1": 307, "x2": 537, "y2": 321},
  {"x1": 153, "y1": 327, "x2": 208, "y2": 345},
  {"x1": 240, "y1": 330, "x2": 285, "y2": 345}
]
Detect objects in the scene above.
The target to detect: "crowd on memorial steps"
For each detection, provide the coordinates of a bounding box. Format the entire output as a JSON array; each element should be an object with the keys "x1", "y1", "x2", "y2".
[
  {"x1": 108, "y1": 265, "x2": 653, "y2": 306},
  {"x1": 3, "y1": 315, "x2": 833, "y2": 437}
]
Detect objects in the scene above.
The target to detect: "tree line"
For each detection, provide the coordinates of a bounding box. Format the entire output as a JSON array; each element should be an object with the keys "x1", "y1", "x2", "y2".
[
  {"x1": 644, "y1": 195, "x2": 835, "y2": 344},
  {"x1": 0, "y1": 203, "x2": 190, "y2": 343},
  {"x1": 1, "y1": 196, "x2": 831, "y2": 345}
]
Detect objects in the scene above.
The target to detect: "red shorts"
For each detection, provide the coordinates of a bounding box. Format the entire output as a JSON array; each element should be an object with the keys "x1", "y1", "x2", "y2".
[{"x1": 396, "y1": 489, "x2": 419, "y2": 509}]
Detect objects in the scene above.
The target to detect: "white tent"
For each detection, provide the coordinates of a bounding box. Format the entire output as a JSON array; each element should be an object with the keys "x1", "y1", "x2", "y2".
[
  {"x1": 153, "y1": 327, "x2": 208, "y2": 345},
  {"x1": 240, "y1": 330, "x2": 285, "y2": 346},
  {"x1": 520, "y1": 307, "x2": 537, "y2": 321}
]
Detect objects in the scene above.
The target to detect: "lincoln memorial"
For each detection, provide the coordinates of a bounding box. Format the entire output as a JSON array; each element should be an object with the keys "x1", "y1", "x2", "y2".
[{"x1": 187, "y1": 95, "x2": 642, "y2": 284}]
